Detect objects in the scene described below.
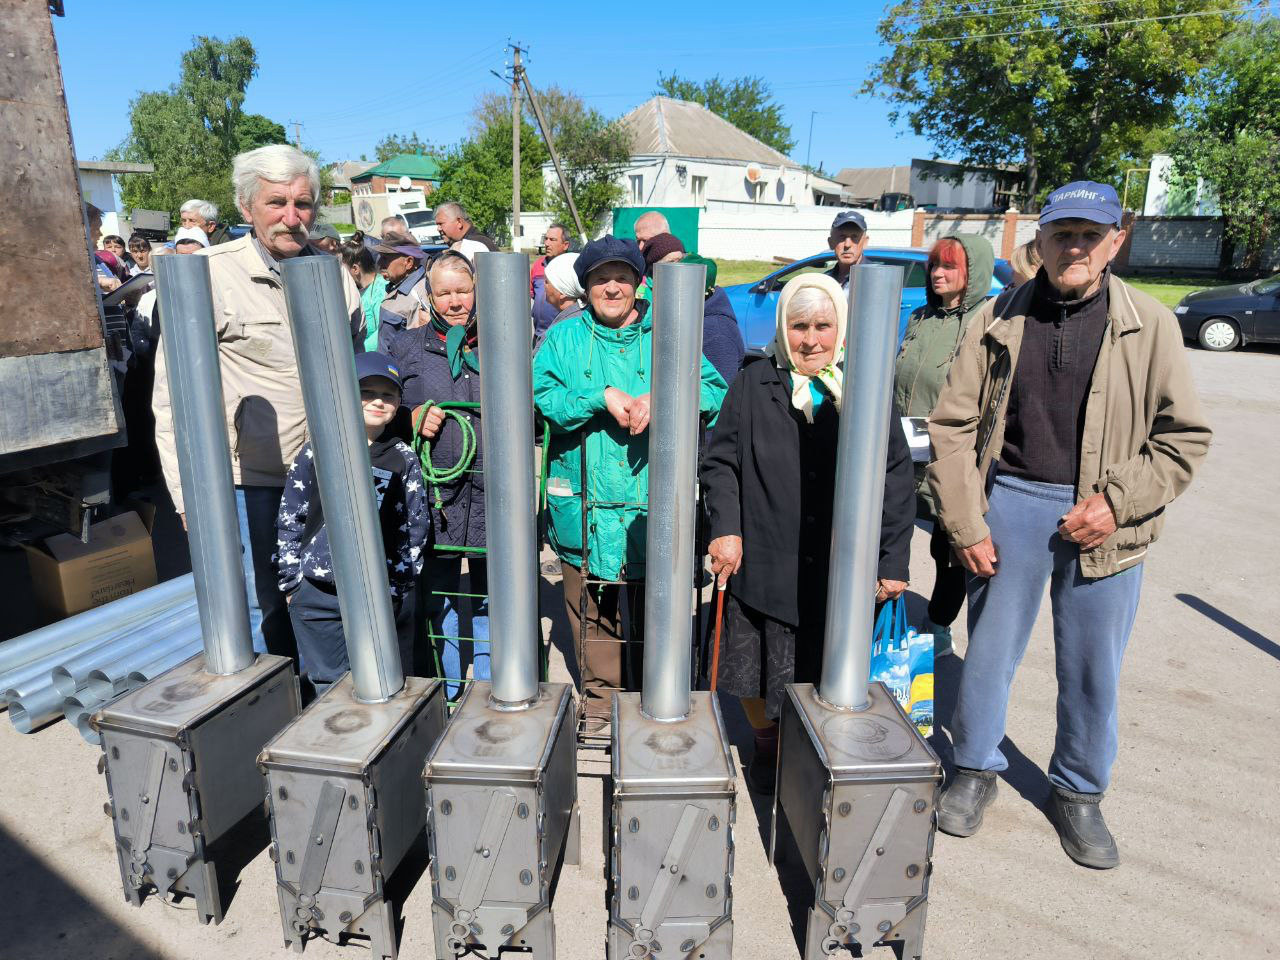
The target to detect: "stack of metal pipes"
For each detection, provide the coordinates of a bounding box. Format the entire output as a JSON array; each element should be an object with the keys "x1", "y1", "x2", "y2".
[{"x1": 0, "y1": 574, "x2": 201, "y2": 741}]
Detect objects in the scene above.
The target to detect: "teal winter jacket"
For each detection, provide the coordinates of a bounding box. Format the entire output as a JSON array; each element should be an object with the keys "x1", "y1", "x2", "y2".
[{"x1": 533, "y1": 301, "x2": 727, "y2": 580}]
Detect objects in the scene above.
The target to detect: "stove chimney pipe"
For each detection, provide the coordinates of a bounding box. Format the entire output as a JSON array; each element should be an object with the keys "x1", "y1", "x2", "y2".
[
  {"x1": 818, "y1": 263, "x2": 904, "y2": 711},
  {"x1": 474, "y1": 252, "x2": 540, "y2": 707},
  {"x1": 641, "y1": 260, "x2": 707, "y2": 722},
  {"x1": 153, "y1": 255, "x2": 255, "y2": 675},
  {"x1": 281, "y1": 256, "x2": 404, "y2": 703}
]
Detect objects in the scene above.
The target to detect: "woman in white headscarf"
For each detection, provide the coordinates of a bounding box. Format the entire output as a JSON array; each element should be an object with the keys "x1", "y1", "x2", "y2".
[
  {"x1": 534, "y1": 252, "x2": 585, "y2": 349},
  {"x1": 701, "y1": 272, "x2": 915, "y2": 791}
]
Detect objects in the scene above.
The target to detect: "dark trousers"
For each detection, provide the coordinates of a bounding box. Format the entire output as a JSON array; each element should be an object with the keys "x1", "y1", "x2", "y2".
[
  {"x1": 927, "y1": 523, "x2": 967, "y2": 627},
  {"x1": 289, "y1": 577, "x2": 413, "y2": 695},
  {"x1": 560, "y1": 562, "x2": 645, "y2": 719}
]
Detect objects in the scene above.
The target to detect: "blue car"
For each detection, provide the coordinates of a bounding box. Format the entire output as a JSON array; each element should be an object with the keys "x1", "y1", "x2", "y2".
[{"x1": 723, "y1": 248, "x2": 1010, "y2": 357}]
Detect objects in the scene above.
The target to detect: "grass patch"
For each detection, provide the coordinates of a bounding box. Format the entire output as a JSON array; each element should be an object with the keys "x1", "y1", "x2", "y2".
[
  {"x1": 714, "y1": 259, "x2": 776, "y2": 287},
  {"x1": 1124, "y1": 276, "x2": 1214, "y2": 309}
]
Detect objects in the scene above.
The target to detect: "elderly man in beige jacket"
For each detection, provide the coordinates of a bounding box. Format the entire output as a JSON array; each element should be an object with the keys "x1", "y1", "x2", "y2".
[
  {"x1": 926, "y1": 181, "x2": 1210, "y2": 869},
  {"x1": 151, "y1": 144, "x2": 363, "y2": 660}
]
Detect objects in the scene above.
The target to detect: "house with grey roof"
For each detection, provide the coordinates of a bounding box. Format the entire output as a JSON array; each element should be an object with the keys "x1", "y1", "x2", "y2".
[{"x1": 582, "y1": 96, "x2": 845, "y2": 210}]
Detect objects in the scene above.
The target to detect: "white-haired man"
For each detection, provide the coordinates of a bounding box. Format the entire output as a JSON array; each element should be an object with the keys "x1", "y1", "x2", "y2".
[
  {"x1": 632, "y1": 210, "x2": 669, "y2": 252},
  {"x1": 180, "y1": 198, "x2": 229, "y2": 246},
  {"x1": 152, "y1": 144, "x2": 363, "y2": 661}
]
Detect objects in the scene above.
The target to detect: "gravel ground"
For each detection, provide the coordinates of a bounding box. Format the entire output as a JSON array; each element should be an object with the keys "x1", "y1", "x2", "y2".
[{"x1": 1, "y1": 345, "x2": 1275, "y2": 960}]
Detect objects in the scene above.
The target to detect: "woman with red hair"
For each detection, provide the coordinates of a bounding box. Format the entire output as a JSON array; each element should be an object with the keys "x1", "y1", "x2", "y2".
[{"x1": 894, "y1": 234, "x2": 994, "y2": 654}]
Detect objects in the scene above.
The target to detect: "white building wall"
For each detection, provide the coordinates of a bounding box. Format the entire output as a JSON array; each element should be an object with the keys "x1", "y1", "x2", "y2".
[
  {"x1": 619, "y1": 155, "x2": 839, "y2": 207},
  {"x1": 698, "y1": 206, "x2": 915, "y2": 261}
]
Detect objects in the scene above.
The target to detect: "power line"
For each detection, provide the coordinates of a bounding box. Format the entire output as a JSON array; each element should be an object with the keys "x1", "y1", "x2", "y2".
[
  {"x1": 898, "y1": 3, "x2": 1255, "y2": 43},
  {"x1": 901, "y1": 0, "x2": 1166, "y2": 26}
]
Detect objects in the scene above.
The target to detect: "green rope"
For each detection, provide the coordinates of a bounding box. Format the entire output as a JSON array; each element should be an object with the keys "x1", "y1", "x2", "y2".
[{"x1": 412, "y1": 401, "x2": 477, "y2": 511}]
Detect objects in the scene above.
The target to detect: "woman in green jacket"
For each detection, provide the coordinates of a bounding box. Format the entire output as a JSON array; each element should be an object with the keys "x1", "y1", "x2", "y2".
[
  {"x1": 533, "y1": 236, "x2": 727, "y2": 726},
  {"x1": 893, "y1": 233, "x2": 994, "y2": 654}
]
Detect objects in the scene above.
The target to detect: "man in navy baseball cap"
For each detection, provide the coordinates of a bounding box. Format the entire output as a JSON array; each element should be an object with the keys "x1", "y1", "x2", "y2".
[
  {"x1": 826, "y1": 209, "x2": 870, "y2": 288},
  {"x1": 1038, "y1": 180, "x2": 1123, "y2": 226}
]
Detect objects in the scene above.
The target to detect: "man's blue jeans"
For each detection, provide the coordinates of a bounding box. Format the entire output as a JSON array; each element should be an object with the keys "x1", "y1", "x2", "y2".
[
  {"x1": 950, "y1": 474, "x2": 1144, "y2": 795},
  {"x1": 235, "y1": 485, "x2": 295, "y2": 660},
  {"x1": 426, "y1": 556, "x2": 489, "y2": 700}
]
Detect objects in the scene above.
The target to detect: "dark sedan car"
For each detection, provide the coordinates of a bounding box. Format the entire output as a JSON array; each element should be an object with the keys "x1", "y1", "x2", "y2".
[{"x1": 1175, "y1": 273, "x2": 1280, "y2": 350}]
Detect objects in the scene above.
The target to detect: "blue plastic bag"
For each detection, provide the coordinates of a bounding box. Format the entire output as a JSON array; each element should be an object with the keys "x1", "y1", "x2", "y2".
[{"x1": 868, "y1": 597, "x2": 935, "y2": 737}]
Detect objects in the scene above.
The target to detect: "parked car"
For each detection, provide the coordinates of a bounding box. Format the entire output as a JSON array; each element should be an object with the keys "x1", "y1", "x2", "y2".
[
  {"x1": 1174, "y1": 273, "x2": 1280, "y2": 351},
  {"x1": 401, "y1": 208, "x2": 441, "y2": 243},
  {"x1": 722, "y1": 249, "x2": 1009, "y2": 356}
]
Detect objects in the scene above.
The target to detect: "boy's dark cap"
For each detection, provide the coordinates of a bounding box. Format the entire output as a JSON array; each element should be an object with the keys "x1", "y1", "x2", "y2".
[{"x1": 355, "y1": 351, "x2": 402, "y2": 390}]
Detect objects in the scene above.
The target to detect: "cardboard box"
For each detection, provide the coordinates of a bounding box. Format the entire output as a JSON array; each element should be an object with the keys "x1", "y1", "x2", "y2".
[{"x1": 23, "y1": 505, "x2": 157, "y2": 618}]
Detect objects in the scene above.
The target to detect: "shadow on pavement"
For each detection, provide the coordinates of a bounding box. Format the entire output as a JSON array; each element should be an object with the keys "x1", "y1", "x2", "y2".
[
  {"x1": 0, "y1": 818, "x2": 163, "y2": 958},
  {"x1": 1177, "y1": 592, "x2": 1279, "y2": 661}
]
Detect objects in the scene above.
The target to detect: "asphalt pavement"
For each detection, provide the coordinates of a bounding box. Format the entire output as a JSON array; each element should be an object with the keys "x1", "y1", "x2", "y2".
[{"x1": 0, "y1": 345, "x2": 1275, "y2": 960}]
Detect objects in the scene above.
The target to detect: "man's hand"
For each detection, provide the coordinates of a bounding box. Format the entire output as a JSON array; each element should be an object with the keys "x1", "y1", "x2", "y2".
[
  {"x1": 604, "y1": 387, "x2": 633, "y2": 430},
  {"x1": 1058, "y1": 492, "x2": 1117, "y2": 550},
  {"x1": 707, "y1": 535, "x2": 743, "y2": 587},
  {"x1": 416, "y1": 404, "x2": 446, "y2": 440},
  {"x1": 627, "y1": 393, "x2": 651, "y2": 436},
  {"x1": 179, "y1": 512, "x2": 187, "y2": 532},
  {"x1": 957, "y1": 536, "x2": 998, "y2": 577},
  {"x1": 97, "y1": 274, "x2": 121, "y2": 293},
  {"x1": 876, "y1": 578, "x2": 908, "y2": 602}
]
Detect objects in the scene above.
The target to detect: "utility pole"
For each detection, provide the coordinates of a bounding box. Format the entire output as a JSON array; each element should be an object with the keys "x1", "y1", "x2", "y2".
[
  {"x1": 511, "y1": 45, "x2": 523, "y2": 249},
  {"x1": 518, "y1": 59, "x2": 587, "y2": 242},
  {"x1": 804, "y1": 111, "x2": 818, "y2": 194},
  {"x1": 290, "y1": 121, "x2": 303, "y2": 150}
]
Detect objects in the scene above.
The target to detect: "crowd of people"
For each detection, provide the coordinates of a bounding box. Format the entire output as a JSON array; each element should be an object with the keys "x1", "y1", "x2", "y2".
[{"x1": 90, "y1": 144, "x2": 1210, "y2": 873}]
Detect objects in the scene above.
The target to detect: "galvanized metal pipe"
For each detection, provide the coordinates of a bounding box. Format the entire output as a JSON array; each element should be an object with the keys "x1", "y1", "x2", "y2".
[
  {"x1": 9, "y1": 683, "x2": 66, "y2": 734},
  {"x1": 818, "y1": 264, "x2": 905, "y2": 711},
  {"x1": 0, "y1": 574, "x2": 194, "y2": 676},
  {"x1": 51, "y1": 602, "x2": 200, "y2": 697},
  {"x1": 474, "y1": 252, "x2": 540, "y2": 706},
  {"x1": 641, "y1": 261, "x2": 707, "y2": 722},
  {"x1": 154, "y1": 255, "x2": 256, "y2": 675},
  {"x1": 281, "y1": 256, "x2": 404, "y2": 703},
  {"x1": 124, "y1": 643, "x2": 202, "y2": 691},
  {"x1": 84, "y1": 623, "x2": 204, "y2": 701}
]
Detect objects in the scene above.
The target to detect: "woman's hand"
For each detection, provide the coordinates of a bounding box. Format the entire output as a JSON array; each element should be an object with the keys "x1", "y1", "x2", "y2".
[
  {"x1": 707, "y1": 535, "x2": 743, "y2": 587},
  {"x1": 97, "y1": 273, "x2": 121, "y2": 293},
  {"x1": 416, "y1": 404, "x2": 446, "y2": 440},
  {"x1": 628, "y1": 393, "x2": 651, "y2": 436},
  {"x1": 876, "y1": 578, "x2": 908, "y2": 602},
  {"x1": 604, "y1": 387, "x2": 633, "y2": 430}
]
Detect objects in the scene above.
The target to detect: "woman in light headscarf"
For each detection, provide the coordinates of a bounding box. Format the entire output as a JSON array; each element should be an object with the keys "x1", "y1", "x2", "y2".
[
  {"x1": 534, "y1": 252, "x2": 586, "y2": 349},
  {"x1": 701, "y1": 272, "x2": 915, "y2": 791}
]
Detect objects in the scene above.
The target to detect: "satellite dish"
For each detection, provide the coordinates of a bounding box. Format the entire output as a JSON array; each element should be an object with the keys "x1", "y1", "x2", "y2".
[
  {"x1": 398, "y1": 175, "x2": 413, "y2": 191},
  {"x1": 745, "y1": 164, "x2": 762, "y2": 183}
]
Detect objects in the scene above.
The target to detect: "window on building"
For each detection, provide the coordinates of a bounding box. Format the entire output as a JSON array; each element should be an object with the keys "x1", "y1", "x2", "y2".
[
  {"x1": 630, "y1": 175, "x2": 644, "y2": 204},
  {"x1": 692, "y1": 175, "x2": 707, "y2": 205}
]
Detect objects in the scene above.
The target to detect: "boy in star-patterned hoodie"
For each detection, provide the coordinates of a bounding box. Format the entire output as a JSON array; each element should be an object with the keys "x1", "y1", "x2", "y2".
[{"x1": 276, "y1": 352, "x2": 427, "y2": 695}]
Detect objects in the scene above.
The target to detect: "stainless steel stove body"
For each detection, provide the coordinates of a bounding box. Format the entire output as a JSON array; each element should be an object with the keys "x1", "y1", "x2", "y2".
[
  {"x1": 772, "y1": 682, "x2": 941, "y2": 960},
  {"x1": 95, "y1": 651, "x2": 299, "y2": 924},
  {"x1": 258, "y1": 673, "x2": 446, "y2": 959},
  {"x1": 424, "y1": 680, "x2": 578, "y2": 959},
  {"x1": 608, "y1": 691, "x2": 736, "y2": 960}
]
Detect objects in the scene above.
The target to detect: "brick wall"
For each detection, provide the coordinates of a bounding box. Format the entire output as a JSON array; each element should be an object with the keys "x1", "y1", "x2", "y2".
[
  {"x1": 916, "y1": 212, "x2": 1038, "y2": 259},
  {"x1": 1127, "y1": 218, "x2": 1223, "y2": 269}
]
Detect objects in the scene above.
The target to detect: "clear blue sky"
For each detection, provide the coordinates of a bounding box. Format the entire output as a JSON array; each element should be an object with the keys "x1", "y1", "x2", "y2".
[{"x1": 53, "y1": 1, "x2": 934, "y2": 174}]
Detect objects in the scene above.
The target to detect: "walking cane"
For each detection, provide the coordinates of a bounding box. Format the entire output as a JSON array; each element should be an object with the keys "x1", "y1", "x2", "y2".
[{"x1": 709, "y1": 579, "x2": 726, "y2": 693}]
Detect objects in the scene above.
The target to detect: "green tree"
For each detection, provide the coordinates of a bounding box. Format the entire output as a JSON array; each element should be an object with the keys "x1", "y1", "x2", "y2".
[
  {"x1": 430, "y1": 115, "x2": 548, "y2": 245},
  {"x1": 544, "y1": 109, "x2": 630, "y2": 236},
  {"x1": 655, "y1": 73, "x2": 795, "y2": 155},
  {"x1": 109, "y1": 36, "x2": 289, "y2": 222},
  {"x1": 1172, "y1": 18, "x2": 1280, "y2": 269},
  {"x1": 235, "y1": 113, "x2": 288, "y2": 153},
  {"x1": 865, "y1": 0, "x2": 1240, "y2": 204},
  {"x1": 374, "y1": 132, "x2": 438, "y2": 162}
]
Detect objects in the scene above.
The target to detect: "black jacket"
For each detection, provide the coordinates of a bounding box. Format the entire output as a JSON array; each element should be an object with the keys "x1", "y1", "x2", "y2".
[{"x1": 702, "y1": 357, "x2": 914, "y2": 627}]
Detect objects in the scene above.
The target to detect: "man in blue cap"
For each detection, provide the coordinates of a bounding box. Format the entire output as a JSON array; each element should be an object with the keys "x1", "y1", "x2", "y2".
[
  {"x1": 825, "y1": 209, "x2": 869, "y2": 288},
  {"x1": 925, "y1": 182, "x2": 1211, "y2": 868}
]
